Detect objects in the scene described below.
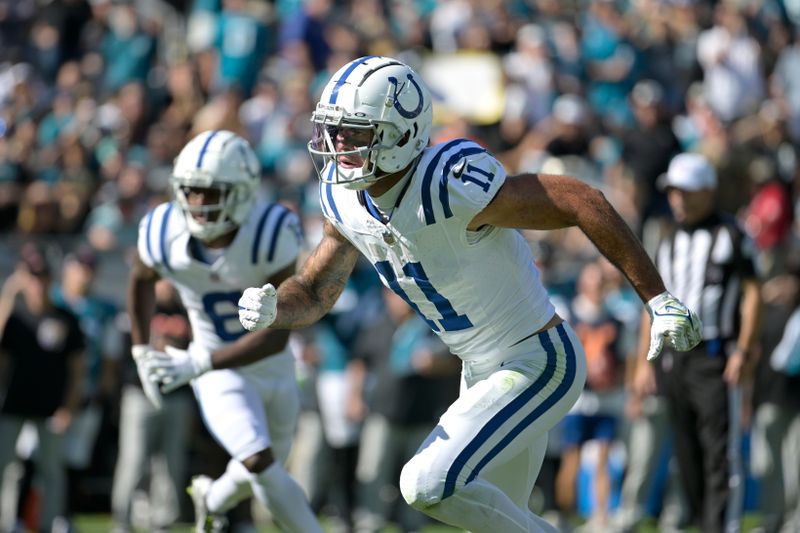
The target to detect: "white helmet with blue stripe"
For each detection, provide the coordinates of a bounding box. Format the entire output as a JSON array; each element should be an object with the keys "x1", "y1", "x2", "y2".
[
  {"x1": 171, "y1": 130, "x2": 260, "y2": 241},
  {"x1": 308, "y1": 56, "x2": 433, "y2": 190}
]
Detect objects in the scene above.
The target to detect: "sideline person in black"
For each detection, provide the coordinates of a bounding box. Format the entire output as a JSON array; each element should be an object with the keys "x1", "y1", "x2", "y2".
[
  {"x1": 631, "y1": 153, "x2": 761, "y2": 533},
  {"x1": 0, "y1": 243, "x2": 86, "y2": 532}
]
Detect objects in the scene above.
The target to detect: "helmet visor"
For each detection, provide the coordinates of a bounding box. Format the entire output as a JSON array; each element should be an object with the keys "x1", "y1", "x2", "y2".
[
  {"x1": 309, "y1": 121, "x2": 381, "y2": 187},
  {"x1": 310, "y1": 122, "x2": 375, "y2": 164}
]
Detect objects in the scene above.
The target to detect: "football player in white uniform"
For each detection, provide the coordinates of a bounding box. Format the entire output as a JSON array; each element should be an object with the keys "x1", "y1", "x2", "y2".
[
  {"x1": 233, "y1": 57, "x2": 703, "y2": 532},
  {"x1": 128, "y1": 130, "x2": 323, "y2": 533}
]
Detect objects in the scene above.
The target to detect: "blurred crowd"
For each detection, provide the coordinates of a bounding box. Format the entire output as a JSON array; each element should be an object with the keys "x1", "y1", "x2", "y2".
[{"x1": 2, "y1": 0, "x2": 800, "y2": 531}]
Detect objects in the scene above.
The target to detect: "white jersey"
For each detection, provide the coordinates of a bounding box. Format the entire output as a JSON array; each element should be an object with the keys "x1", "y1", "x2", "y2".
[
  {"x1": 319, "y1": 138, "x2": 554, "y2": 362},
  {"x1": 137, "y1": 199, "x2": 303, "y2": 374}
]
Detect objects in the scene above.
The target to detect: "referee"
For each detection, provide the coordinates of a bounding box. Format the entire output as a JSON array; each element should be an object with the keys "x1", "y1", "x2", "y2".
[{"x1": 631, "y1": 153, "x2": 762, "y2": 533}]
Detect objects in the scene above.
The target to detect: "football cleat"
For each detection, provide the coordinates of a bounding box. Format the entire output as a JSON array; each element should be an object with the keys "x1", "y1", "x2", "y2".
[{"x1": 187, "y1": 475, "x2": 229, "y2": 533}]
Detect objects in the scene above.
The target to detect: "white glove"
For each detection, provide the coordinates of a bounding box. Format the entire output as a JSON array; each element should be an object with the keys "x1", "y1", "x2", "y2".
[
  {"x1": 238, "y1": 283, "x2": 277, "y2": 332},
  {"x1": 646, "y1": 291, "x2": 703, "y2": 361},
  {"x1": 146, "y1": 345, "x2": 212, "y2": 393},
  {"x1": 132, "y1": 345, "x2": 162, "y2": 409}
]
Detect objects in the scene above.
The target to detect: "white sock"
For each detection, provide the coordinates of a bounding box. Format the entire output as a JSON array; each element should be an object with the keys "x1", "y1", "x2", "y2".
[
  {"x1": 206, "y1": 460, "x2": 252, "y2": 514},
  {"x1": 421, "y1": 478, "x2": 558, "y2": 533},
  {"x1": 252, "y1": 463, "x2": 323, "y2": 533}
]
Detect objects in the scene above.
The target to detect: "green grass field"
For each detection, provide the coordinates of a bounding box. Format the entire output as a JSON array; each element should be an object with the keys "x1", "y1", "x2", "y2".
[
  {"x1": 71, "y1": 513, "x2": 764, "y2": 532},
  {"x1": 72, "y1": 514, "x2": 461, "y2": 532}
]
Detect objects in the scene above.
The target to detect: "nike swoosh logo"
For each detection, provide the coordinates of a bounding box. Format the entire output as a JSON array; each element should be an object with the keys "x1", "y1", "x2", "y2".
[{"x1": 653, "y1": 305, "x2": 697, "y2": 328}]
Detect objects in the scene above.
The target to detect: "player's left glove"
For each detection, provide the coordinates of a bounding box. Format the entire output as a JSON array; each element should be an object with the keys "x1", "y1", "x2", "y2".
[
  {"x1": 646, "y1": 291, "x2": 703, "y2": 361},
  {"x1": 146, "y1": 345, "x2": 213, "y2": 393},
  {"x1": 238, "y1": 283, "x2": 277, "y2": 331}
]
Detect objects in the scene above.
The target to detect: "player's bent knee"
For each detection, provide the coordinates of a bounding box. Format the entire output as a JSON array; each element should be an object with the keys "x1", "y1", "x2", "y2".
[
  {"x1": 241, "y1": 448, "x2": 275, "y2": 473},
  {"x1": 399, "y1": 457, "x2": 444, "y2": 510}
]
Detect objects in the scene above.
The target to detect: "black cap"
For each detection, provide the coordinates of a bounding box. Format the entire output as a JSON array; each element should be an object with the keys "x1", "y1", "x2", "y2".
[
  {"x1": 66, "y1": 244, "x2": 98, "y2": 270},
  {"x1": 19, "y1": 242, "x2": 51, "y2": 277}
]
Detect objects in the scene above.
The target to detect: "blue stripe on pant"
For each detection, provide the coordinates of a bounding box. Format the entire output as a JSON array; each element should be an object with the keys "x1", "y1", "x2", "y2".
[{"x1": 443, "y1": 324, "x2": 578, "y2": 499}]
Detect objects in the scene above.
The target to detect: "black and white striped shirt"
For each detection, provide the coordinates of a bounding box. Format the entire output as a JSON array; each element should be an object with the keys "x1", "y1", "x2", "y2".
[{"x1": 655, "y1": 213, "x2": 757, "y2": 342}]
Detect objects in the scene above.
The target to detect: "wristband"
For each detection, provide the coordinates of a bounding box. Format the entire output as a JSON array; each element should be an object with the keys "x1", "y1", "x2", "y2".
[
  {"x1": 195, "y1": 346, "x2": 213, "y2": 373},
  {"x1": 646, "y1": 291, "x2": 671, "y2": 312}
]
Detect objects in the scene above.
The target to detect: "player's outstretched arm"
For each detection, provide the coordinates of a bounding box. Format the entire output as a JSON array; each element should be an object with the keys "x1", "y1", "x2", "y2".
[
  {"x1": 471, "y1": 173, "x2": 666, "y2": 300},
  {"x1": 471, "y1": 173, "x2": 702, "y2": 359},
  {"x1": 128, "y1": 254, "x2": 160, "y2": 346},
  {"x1": 240, "y1": 219, "x2": 360, "y2": 331},
  {"x1": 127, "y1": 254, "x2": 165, "y2": 408}
]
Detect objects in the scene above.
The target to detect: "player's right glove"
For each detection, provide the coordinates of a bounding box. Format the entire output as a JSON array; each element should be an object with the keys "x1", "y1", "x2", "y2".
[
  {"x1": 132, "y1": 344, "x2": 162, "y2": 409},
  {"x1": 646, "y1": 291, "x2": 703, "y2": 361},
  {"x1": 238, "y1": 283, "x2": 277, "y2": 332},
  {"x1": 146, "y1": 345, "x2": 212, "y2": 393}
]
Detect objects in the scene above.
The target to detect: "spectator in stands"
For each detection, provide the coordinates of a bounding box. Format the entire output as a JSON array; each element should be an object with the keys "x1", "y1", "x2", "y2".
[
  {"x1": 55, "y1": 136, "x2": 96, "y2": 233},
  {"x1": 16, "y1": 181, "x2": 60, "y2": 235},
  {"x1": 697, "y1": 2, "x2": 764, "y2": 124},
  {"x1": 213, "y1": 0, "x2": 271, "y2": 97},
  {"x1": 581, "y1": 0, "x2": 637, "y2": 127},
  {"x1": 771, "y1": 30, "x2": 800, "y2": 142},
  {"x1": 742, "y1": 157, "x2": 793, "y2": 278},
  {"x1": 101, "y1": 4, "x2": 156, "y2": 94},
  {"x1": 279, "y1": 0, "x2": 334, "y2": 72},
  {"x1": 618, "y1": 80, "x2": 680, "y2": 231},
  {"x1": 501, "y1": 23, "x2": 555, "y2": 145},
  {"x1": 84, "y1": 162, "x2": 149, "y2": 252}
]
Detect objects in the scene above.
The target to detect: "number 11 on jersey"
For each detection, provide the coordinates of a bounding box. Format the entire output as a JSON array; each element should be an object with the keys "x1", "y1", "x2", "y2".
[{"x1": 374, "y1": 260, "x2": 472, "y2": 333}]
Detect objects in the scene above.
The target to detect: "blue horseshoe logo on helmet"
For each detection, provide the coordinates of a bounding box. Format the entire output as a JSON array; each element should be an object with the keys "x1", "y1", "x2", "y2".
[{"x1": 388, "y1": 74, "x2": 423, "y2": 119}]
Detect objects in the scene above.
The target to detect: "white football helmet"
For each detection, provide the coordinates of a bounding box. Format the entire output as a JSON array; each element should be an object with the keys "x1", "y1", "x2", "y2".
[
  {"x1": 171, "y1": 130, "x2": 260, "y2": 241},
  {"x1": 308, "y1": 56, "x2": 433, "y2": 190}
]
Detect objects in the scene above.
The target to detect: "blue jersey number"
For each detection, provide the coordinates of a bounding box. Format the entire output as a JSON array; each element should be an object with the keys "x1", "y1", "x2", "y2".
[
  {"x1": 461, "y1": 163, "x2": 495, "y2": 192},
  {"x1": 374, "y1": 261, "x2": 472, "y2": 332},
  {"x1": 202, "y1": 291, "x2": 247, "y2": 341}
]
